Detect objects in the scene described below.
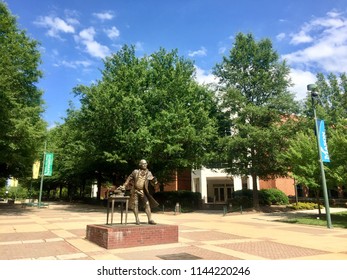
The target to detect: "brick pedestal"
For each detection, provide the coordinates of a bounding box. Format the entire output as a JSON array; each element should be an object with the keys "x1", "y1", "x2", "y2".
[{"x1": 86, "y1": 224, "x2": 178, "y2": 249}]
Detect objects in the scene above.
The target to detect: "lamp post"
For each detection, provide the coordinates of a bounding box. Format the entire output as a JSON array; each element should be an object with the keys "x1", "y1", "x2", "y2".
[
  {"x1": 307, "y1": 84, "x2": 332, "y2": 229},
  {"x1": 38, "y1": 141, "x2": 47, "y2": 208}
]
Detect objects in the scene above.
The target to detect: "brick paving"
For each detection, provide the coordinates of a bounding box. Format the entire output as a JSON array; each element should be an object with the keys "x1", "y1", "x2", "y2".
[
  {"x1": 217, "y1": 241, "x2": 329, "y2": 260},
  {"x1": 0, "y1": 202, "x2": 347, "y2": 260},
  {"x1": 179, "y1": 230, "x2": 248, "y2": 241},
  {"x1": 1, "y1": 241, "x2": 81, "y2": 260}
]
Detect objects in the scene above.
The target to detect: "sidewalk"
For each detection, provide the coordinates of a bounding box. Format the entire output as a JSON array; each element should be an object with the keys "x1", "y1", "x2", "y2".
[{"x1": 1, "y1": 202, "x2": 347, "y2": 260}]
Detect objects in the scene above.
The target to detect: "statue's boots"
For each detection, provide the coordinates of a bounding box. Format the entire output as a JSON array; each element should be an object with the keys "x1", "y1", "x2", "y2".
[
  {"x1": 133, "y1": 210, "x2": 141, "y2": 225},
  {"x1": 144, "y1": 203, "x2": 156, "y2": 225}
]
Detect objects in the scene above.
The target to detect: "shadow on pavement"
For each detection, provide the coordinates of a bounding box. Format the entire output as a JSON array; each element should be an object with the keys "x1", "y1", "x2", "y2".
[{"x1": 0, "y1": 202, "x2": 37, "y2": 216}]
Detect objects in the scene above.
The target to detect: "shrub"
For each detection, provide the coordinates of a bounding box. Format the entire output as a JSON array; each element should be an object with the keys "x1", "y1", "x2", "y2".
[
  {"x1": 229, "y1": 189, "x2": 254, "y2": 208},
  {"x1": 153, "y1": 190, "x2": 201, "y2": 211},
  {"x1": 287, "y1": 202, "x2": 323, "y2": 210},
  {"x1": 259, "y1": 188, "x2": 289, "y2": 206},
  {"x1": 8, "y1": 186, "x2": 30, "y2": 200}
]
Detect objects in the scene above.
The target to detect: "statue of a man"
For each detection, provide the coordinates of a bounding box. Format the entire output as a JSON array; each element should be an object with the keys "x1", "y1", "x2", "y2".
[{"x1": 119, "y1": 159, "x2": 159, "y2": 225}]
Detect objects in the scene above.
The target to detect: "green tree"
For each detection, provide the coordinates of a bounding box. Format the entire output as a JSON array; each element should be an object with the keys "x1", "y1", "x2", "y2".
[
  {"x1": 299, "y1": 72, "x2": 347, "y2": 198},
  {"x1": 315, "y1": 73, "x2": 347, "y2": 123},
  {"x1": 279, "y1": 128, "x2": 336, "y2": 214},
  {"x1": 0, "y1": 2, "x2": 46, "y2": 179},
  {"x1": 213, "y1": 33, "x2": 298, "y2": 208},
  {"x1": 44, "y1": 99, "x2": 111, "y2": 200},
  {"x1": 302, "y1": 72, "x2": 347, "y2": 124},
  {"x1": 61, "y1": 45, "x2": 218, "y2": 198},
  {"x1": 326, "y1": 119, "x2": 347, "y2": 190},
  {"x1": 72, "y1": 46, "x2": 149, "y2": 198},
  {"x1": 144, "y1": 48, "x2": 218, "y2": 175},
  {"x1": 280, "y1": 130, "x2": 320, "y2": 190}
]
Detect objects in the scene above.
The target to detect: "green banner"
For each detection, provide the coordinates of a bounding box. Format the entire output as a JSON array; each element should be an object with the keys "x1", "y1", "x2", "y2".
[{"x1": 44, "y1": 153, "x2": 54, "y2": 176}]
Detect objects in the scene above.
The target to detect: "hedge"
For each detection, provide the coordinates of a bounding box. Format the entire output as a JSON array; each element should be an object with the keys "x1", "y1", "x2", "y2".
[
  {"x1": 153, "y1": 190, "x2": 202, "y2": 210},
  {"x1": 228, "y1": 188, "x2": 289, "y2": 208}
]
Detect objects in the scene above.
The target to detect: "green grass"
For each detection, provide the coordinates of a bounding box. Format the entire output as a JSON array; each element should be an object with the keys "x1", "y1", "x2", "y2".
[{"x1": 282, "y1": 211, "x2": 347, "y2": 228}]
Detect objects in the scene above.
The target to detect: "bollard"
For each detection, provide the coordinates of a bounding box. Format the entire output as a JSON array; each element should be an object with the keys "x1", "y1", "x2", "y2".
[{"x1": 174, "y1": 202, "x2": 180, "y2": 215}]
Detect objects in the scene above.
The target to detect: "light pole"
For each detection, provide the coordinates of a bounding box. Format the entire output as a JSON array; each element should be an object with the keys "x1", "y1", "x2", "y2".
[
  {"x1": 38, "y1": 141, "x2": 47, "y2": 208},
  {"x1": 307, "y1": 84, "x2": 332, "y2": 229}
]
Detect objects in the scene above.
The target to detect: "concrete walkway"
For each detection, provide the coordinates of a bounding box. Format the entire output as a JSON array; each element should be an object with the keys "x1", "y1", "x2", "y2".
[{"x1": 1, "y1": 202, "x2": 347, "y2": 260}]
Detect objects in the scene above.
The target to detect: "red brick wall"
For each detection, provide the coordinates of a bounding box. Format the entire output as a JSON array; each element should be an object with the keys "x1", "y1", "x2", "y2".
[
  {"x1": 177, "y1": 169, "x2": 191, "y2": 191},
  {"x1": 259, "y1": 179, "x2": 276, "y2": 189},
  {"x1": 259, "y1": 177, "x2": 295, "y2": 196},
  {"x1": 164, "y1": 169, "x2": 192, "y2": 191},
  {"x1": 164, "y1": 178, "x2": 177, "y2": 192},
  {"x1": 86, "y1": 224, "x2": 178, "y2": 249}
]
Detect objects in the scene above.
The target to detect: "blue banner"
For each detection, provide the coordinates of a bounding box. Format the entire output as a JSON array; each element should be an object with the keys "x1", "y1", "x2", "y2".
[{"x1": 317, "y1": 119, "x2": 330, "y2": 163}]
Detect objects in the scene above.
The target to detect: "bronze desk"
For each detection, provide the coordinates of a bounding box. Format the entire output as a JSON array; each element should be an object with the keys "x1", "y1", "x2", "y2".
[{"x1": 106, "y1": 196, "x2": 130, "y2": 225}]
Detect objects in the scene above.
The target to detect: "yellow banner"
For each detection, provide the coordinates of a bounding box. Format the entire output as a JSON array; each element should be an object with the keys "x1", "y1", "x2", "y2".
[{"x1": 32, "y1": 161, "x2": 40, "y2": 179}]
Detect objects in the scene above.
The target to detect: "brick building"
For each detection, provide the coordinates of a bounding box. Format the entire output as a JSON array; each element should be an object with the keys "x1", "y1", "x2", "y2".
[{"x1": 161, "y1": 167, "x2": 296, "y2": 207}]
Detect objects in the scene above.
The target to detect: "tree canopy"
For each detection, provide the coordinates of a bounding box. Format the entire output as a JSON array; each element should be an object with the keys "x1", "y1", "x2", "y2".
[
  {"x1": 0, "y1": 2, "x2": 46, "y2": 180},
  {"x1": 213, "y1": 33, "x2": 299, "y2": 207},
  {"x1": 3, "y1": 16, "x2": 347, "y2": 206},
  {"x1": 285, "y1": 73, "x2": 347, "y2": 198},
  {"x1": 51, "y1": 45, "x2": 219, "y2": 197}
]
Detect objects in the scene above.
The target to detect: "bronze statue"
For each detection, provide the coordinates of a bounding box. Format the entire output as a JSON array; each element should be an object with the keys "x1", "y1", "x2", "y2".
[{"x1": 118, "y1": 159, "x2": 159, "y2": 225}]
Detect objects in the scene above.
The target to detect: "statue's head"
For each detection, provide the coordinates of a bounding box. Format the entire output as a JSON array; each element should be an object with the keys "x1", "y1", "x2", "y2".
[{"x1": 139, "y1": 159, "x2": 148, "y2": 170}]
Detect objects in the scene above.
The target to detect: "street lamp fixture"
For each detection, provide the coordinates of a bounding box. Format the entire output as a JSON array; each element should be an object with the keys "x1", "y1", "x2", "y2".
[
  {"x1": 307, "y1": 83, "x2": 319, "y2": 97},
  {"x1": 307, "y1": 84, "x2": 332, "y2": 229}
]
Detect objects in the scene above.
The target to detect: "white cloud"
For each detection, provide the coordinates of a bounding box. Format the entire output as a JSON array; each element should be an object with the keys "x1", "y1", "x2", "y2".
[
  {"x1": 218, "y1": 46, "x2": 227, "y2": 54},
  {"x1": 104, "y1": 26, "x2": 120, "y2": 40},
  {"x1": 66, "y1": 17, "x2": 80, "y2": 26},
  {"x1": 54, "y1": 60, "x2": 92, "y2": 69},
  {"x1": 34, "y1": 16, "x2": 75, "y2": 38},
  {"x1": 194, "y1": 66, "x2": 218, "y2": 85},
  {"x1": 289, "y1": 68, "x2": 316, "y2": 100},
  {"x1": 93, "y1": 11, "x2": 114, "y2": 21},
  {"x1": 135, "y1": 41, "x2": 144, "y2": 52},
  {"x1": 283, "y1": 10, "x2": 347, "y2": 73},
  {"x1": 76, "y1": 27, "x2": 110, "y2": 59},
  {"x1": 276, "y1": 32, "x2": 286, "y2": 41},
  {"x1": 188, "y1": 47, "x2": 207, "y2": 57},
  {"x1": 84, "y1": 40, "x2": 110, "y2": 59},
  {"x1": 290, "y1": 30, "x2": 313, "y2": 45},
  {"x1": 79, "y1": 27, "x2": 96, "y2": 41}
]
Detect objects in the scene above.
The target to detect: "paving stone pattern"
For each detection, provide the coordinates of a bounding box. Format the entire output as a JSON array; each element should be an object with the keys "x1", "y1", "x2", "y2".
[{"x1": 1, "y1": 202, "x2": 347, "y2": 260}]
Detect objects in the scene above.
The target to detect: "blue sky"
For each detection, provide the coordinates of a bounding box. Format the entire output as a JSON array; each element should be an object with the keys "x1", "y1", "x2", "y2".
[{"x1": 3, "y1": 0, "x2": 347, "y2": 127}]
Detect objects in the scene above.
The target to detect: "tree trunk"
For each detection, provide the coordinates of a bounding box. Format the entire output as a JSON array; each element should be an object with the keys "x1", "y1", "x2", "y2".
[
  {"x1": 315, "y1": 190, "x2": 322, "y2": 216},
  {"x1": 67, "y1": 183, "x2": 73, "y2": 202},
  {"x1": 80, "y1": 178, "x2": 86, "y2": 197},
  {"x1": 59, "y1": 185, "x2": 63, "y2": 199}
]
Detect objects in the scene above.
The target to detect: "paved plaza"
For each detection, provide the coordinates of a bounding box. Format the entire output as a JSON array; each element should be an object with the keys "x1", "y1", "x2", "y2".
[{"x1": 1, "y1": 202, "x2": 347, "y2": 260}]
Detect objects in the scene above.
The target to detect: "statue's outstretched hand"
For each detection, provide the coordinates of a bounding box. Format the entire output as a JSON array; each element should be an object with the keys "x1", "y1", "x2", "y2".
[{"x1": 117, "y1": 185, "x2": 126, "y2": 191}]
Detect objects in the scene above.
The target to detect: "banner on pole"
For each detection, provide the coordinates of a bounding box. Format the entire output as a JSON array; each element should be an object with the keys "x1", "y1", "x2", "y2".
[
  {"x1": 317, "y1": 119, "x2": 330, "y2": 163},
  {"x1": 44, "y1": 153, "x2": 54, "y2": 176},
  {"x1": 32, "y1": 161, "x2": 40, "y2": 179}
]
